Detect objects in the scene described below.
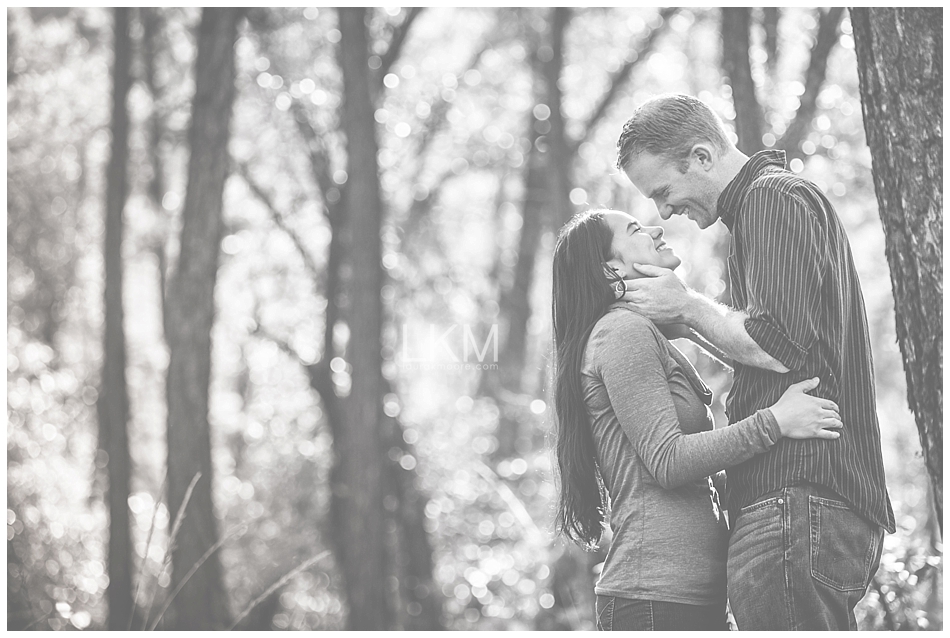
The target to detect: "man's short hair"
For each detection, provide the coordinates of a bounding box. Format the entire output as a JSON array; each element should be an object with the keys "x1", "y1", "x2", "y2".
[{"x1": 616, "y1": 94, "x2": 732, "y2": 171}]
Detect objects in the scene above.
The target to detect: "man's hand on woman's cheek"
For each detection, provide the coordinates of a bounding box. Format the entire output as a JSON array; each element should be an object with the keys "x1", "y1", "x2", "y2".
[{"x1": 617, "y1": 264, "x2": 694, "y2": 324}]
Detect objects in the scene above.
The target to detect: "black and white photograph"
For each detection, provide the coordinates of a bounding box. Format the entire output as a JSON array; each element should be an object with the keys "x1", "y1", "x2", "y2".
[{"x1": 6, "y1": 6, "x2": 942, "y2": 631}]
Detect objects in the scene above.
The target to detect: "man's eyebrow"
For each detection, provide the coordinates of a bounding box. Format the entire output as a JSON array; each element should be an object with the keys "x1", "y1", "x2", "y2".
[{"x1": 647, "y1": 185, "x2": 667, "y2": 200}]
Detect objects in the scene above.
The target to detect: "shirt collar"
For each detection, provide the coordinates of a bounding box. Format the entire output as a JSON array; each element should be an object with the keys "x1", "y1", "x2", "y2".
[{"x1": 717, "y1": 149, "x2": 787, "y2": 229}]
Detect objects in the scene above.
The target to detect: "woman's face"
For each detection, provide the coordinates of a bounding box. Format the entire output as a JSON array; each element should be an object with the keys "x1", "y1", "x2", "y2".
[{"x1": 603, "y1": 210, "x2": 682, "y2": 279}]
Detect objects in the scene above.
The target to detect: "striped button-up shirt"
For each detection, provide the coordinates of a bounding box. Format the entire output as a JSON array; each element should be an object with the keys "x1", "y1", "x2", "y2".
[{"x1": 718, "y1": 150, "x2": 895, "y2": 533}]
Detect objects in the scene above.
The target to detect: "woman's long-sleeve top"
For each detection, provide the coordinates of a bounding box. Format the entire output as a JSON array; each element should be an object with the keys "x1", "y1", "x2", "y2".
[{"x1": 582, "y1": 305, "x2": 781, "y2": 605}]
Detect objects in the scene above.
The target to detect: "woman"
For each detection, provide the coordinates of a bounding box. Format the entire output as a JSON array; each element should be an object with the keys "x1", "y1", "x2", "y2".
[{"x1": 551, "y1": 209, "x2": 842, "y2": 631}]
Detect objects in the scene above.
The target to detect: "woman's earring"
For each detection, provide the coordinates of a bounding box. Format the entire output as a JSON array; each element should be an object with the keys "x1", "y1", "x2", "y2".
[{"x1": 603, "y1": 263, "x2": 626, "y2": 299}]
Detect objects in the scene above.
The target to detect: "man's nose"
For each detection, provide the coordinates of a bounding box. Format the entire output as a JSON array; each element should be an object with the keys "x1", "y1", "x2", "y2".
[{"x1": 657, "y1": 204, "x2": 673, "y2": 220}]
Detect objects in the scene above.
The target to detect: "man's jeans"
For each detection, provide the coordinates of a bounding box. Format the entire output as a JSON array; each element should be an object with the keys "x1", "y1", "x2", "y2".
[
  {"x1": 727, "y1": 484, "x2": 885, "y2": 630},
  {"x1": 595, "y1": 595, "x2": 727, "y2": 631}
]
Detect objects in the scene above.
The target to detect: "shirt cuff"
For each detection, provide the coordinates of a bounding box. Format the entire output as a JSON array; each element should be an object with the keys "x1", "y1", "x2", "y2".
[
  {"x1": 757, "y1": 408, "x2": 782, "y2": 444},
  {"x1": 744, "y1": 316, "x2": 808, "y2": 370}
]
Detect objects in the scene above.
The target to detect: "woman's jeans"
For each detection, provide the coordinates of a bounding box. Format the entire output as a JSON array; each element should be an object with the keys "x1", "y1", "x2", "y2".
[
  {"x1": 727, "y1": 483, "x2": 885, "y2": 630},
  {"x1": 595, "y1": 595, "x2": 727, "y2": 631}
]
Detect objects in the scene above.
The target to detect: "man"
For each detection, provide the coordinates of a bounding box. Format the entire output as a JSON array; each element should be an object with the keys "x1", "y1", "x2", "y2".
[{"x1": 614, "y1": 94, "x2": 894, "y2": 630}]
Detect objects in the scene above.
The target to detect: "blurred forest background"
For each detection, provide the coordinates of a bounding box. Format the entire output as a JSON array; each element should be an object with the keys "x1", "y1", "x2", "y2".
[{"x1": 7, "y1": 6, "x2": 942, "y2": 631}]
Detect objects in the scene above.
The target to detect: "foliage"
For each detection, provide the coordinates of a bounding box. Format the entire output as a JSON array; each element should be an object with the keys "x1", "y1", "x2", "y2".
[{"x1": 7, "y1": 6, "x2": 940, "y2": 630}]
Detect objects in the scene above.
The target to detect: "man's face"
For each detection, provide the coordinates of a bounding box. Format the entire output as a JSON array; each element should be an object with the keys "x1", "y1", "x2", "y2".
[{"x1": 623, "y1": 150, "x2": 722, "y2": 229}]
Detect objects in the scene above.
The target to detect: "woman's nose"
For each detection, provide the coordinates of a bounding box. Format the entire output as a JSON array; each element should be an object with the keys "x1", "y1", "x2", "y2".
[{"x1": 647, "y1": 225, "x2": 664, "y2": 238}]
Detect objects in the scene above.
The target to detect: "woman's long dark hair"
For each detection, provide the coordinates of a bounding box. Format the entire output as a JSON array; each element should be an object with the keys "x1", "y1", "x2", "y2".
[{"x1": 552, "y1": 210, "x2": 617, "y2": 549}]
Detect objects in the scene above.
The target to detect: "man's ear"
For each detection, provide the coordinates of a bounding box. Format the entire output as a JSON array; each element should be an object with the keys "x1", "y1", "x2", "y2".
[{"x1": 691, "y1": 143, "x2": 716, "y2": 170}]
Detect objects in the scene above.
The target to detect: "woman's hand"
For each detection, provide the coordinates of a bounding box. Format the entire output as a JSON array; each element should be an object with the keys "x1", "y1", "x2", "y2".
[{"x1": 769, "y1": 378, "x2": 842, "y2": 440}]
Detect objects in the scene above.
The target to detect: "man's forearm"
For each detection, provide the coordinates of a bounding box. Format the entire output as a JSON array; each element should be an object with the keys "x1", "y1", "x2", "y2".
[
  {"x1": 683, "y1": 291, "x2": 790, "y2": 373},
  {"x1": 685, "y1": 328, "x2": 735, "y2": 370}
]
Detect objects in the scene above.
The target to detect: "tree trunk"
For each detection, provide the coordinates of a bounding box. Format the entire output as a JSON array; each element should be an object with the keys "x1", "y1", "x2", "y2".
[
  {"x1": 141, "y1": 7, "x2": 172, "y2": 330},
  {"x1": 379, "y1": 389, "x2": 445, "y2": 630},
  {"x1": 545, "y1": 7, "x2": 573, "y2": 229},
  {"x1": 721, "y1": 8, "x2": 765, "y2": 154},
  {"x1": 851, "y1": 7, "x2": 943, "y2": 530},
  {"x1": 142, "y1": 8, "x2": 166, "y2": 211},
  {"x1": 99, "y1": 7, "x2": 134, "y2": 630},
  {"x1": 484, "y1": 6, "x2": 671, "y2": 451},
  {"x1": 490, "y1": 117, "x2": 545, "y2": 459},
  {"x1": 165, "y1": 8, "x2": 241, "y2": 629},
  {"x1": 335, "y1": 7, "x2": 389, "y2": 629},
  {"x1": 490, "y1": 10, "x2": 572, "y2": 458},
  {"x1": 244, "y1": 16, "x2": 442, "y2": 629}
]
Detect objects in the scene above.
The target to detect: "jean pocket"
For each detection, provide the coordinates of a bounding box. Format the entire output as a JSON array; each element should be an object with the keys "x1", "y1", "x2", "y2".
[
  {"x1": 809, "y1": 495, "x2": 877, "y2": 591},
  {"x1": 596, "y1": 596, "x2": 615, "y2": 631},
  {"x1": 736, "y1": 495, "x2": 783, "y2": 521}
]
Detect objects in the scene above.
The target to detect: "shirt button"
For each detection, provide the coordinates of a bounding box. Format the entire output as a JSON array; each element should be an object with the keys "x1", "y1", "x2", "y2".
[{"x1": 777, "y1": 498, "x2": 785, "y2": 505}]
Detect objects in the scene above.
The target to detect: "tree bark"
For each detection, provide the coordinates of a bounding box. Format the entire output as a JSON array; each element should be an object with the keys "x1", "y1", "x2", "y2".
[
  {"x1": 851, "y1": 7, "x2": 943, "y2": 530},
  {"x1": 721, "y1": 8, "x2": 765, "y2": 154},
  {"x1": 99, "y1": 7, "x2": 134, "y2": 630},
  {"x1": 165, "y1": 8, "x2": 241, "y2": 629},
  {"x1": 335, "y1": 7, "x2": 389, "y2": 629}
]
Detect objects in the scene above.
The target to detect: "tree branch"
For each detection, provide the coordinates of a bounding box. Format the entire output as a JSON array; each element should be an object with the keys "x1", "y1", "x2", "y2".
[
  {"x1": 252, "y1": 317, "x2": 330, "y2": 393},
  {"x1": 234, "y1": 161, "x2": 324, "y2": 291},
  {"x1": 252, "y1": 318, "x2": 331, "y2": 400},
  {"x1": 238, "y1": 37, "x2": 346, "y2": 394},
  {"x1": 402, "y1": 168, "x2": 454, "y2": 241},
  {"x1": 140, "y1": 7, "x2": 172, "y2": 339},
  {"x1": 285, "y1": 89, "x2": 345, "y2": 225},
  {"x1": 762, "y1": 7, "x2": 781, "y2": 75},
  {"x1": 778, "y1": 7, "x2": 844, "y2": 156},
  {"x1": 154, "y1": 243, "x2": 169, "y2": 338},
  {"x1": 243, "y1": 32, "x2": 344, "y2": 226},
  {"x1": 397, "y1": 29, "x2": 502, "y2": 239},
  {"x1": 252, "y1": 298, "x2": 342, "y2": 451},
  {"x1": 378, "y1": 7, "x2": 424, "y2": 81},
  {"x1": 413, "y1": 36, "x2": 499, "y2": 162},
  {"x1": 141, "y1": 7, "x2": 167, "y2": 207},
  {"x1": 571, "y1": 7, "x2": 679, "y2": 151},
  {"x1": 252, "y1": 317, "x2": 306, "y2": 363},
  {"x1": 486, "y1": 167, "x2": 511, "y2": 287},
  {"x1": 722, "y1": 7, "x2": 766, "y2": 154}
]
